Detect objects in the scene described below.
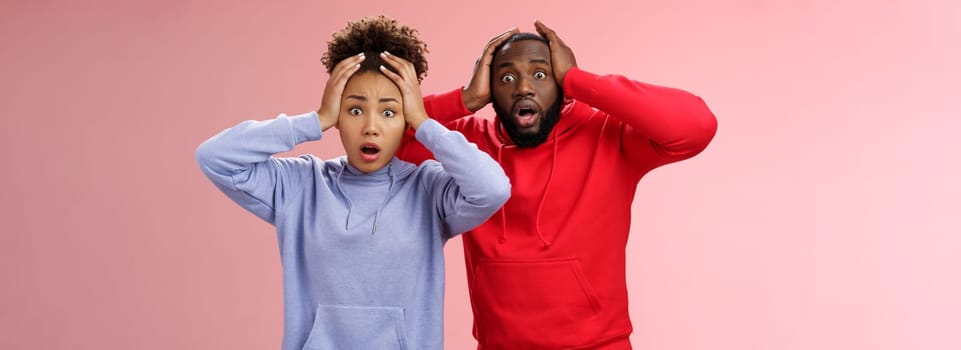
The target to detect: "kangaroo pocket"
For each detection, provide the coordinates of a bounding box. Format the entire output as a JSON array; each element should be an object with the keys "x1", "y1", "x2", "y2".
[
  {"x1": 472, "y1": 258, "x2": 603, "y2": 348},
  {"x1": 301, "y1": 304, "x2": 409, "y2": 350}
]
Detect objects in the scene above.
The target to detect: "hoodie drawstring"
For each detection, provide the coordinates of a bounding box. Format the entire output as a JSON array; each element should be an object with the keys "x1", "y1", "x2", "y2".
[
  {"x1": 497, "y1": 144, "x2": 507, "y2": 244},
  {"x1": 533, "y1": 136, "x2": 558, "y2": 247},
  {"x1": 370, "y1": 164, "x2": 395, "y2": 235},
  {"x1": 495, "y1": 132, "x2": 558, "y2": 248},
  {"x1": 335, "y1": 159, "x2": 394, "y2": 234},
  {"x1": 333, "y1": 163, "x2": 354, "y2": 230}
]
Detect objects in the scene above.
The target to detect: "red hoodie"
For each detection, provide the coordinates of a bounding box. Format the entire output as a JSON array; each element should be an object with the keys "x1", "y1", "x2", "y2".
[{"x1": 397, "y1": 67, "x2": 717, "y2": 349}]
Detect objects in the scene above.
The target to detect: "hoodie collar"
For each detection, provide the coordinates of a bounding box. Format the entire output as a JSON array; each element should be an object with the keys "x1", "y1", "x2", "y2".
[
  {"x1": 337, "y1": 157, "x2": 417, "y2": 179},
  {"x1": 333, "y1": 157, "x2": 417, "y2": 235}
]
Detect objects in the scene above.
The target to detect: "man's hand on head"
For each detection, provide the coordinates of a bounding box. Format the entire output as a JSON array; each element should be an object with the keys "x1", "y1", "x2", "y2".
[
  {"x1": 534, "y1": 20, "x2": 577, "y2": 85},
  {"x1": 462, "y1": 27, "x2": 519, "y2": 113}
]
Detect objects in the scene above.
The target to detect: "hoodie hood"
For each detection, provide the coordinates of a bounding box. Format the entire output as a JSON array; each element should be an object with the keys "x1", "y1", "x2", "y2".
[{"x1": 327, "y1": 156, "x2": 418, "y2": 234}]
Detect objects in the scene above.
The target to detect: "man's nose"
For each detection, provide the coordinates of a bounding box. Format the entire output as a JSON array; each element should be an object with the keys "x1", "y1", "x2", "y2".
[{"x1": 513, "y1": 77, "x2": 535, "y2": 98}]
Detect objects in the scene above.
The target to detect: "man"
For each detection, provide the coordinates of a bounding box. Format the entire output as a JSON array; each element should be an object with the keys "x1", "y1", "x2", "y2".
[{"x1": 398, "y1": 21, "x2": 718, "y2": 349}]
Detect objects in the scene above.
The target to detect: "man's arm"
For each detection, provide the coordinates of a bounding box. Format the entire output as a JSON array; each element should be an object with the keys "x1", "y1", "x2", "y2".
[
  {"x1": 537, "y1": 21, "x2": 717, "y2": 172},
  {"x1": 564, "y1": 67, "x2": 718, "y2": 168}
]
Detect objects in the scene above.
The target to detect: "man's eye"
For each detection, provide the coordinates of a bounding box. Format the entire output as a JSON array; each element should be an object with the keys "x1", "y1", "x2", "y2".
[
  {"x1": 383, "y1": 109, "x2": 395, "y2": 118},
  {"x1": 533, "y1": 71, "x2": 547, "y2": 79},
  {"x1": 349, "y1": 107, "x2": 362, "y2": 116},
  {"x1": 501, "y1": 74, "x2": 515, "y2": 83}
]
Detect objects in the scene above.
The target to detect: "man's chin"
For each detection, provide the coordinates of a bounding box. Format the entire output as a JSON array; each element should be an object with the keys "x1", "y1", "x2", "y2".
[
  {"x1": 495, "y1": 101, "x2": 560, "y2": 148},
  {"x1": 516, "y1": 124, "x2": 541, "y2": 136}
]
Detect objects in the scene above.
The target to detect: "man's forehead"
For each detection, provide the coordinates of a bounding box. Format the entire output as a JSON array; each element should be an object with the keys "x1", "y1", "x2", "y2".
[{"x1": 494, "y1": 40, "x2": 551, "y2": 62}]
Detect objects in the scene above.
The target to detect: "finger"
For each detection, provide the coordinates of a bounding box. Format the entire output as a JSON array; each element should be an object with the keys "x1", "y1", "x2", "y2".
[
  {"x1": 378, "y1": 63, "x2": 406, "y2": 88},
  {"x1": 380, "y1": 51, "x2": 417, "y2": 81},
  {"x1": 377, "y1": 63, "x2": 421, "y2": 105},
  {"x1": 331, "y1": 52, "x2": 365, "y2": 75},
  {"x1": 333, "y1": 55, "x2": 363, "y2": 77},
  {"x1": 483, "y1": 27, "x2": 518, "y2": 55},
  {"x1": 475, "y1": 28, "x2": 517, "y2": 73},
  {"x1": 329, "y1": 64, "x2": 361, "y2": 93},
  {"x1": 533, "y1": 20, "x2": 563, "y2": 45},
  {"x1": 328, "y1": 53, "x2": 364, "y2": 85},
  {"x1": 324, "y1": 55, "x2": 363, "y2": 107},
  {"x1": 486, "y1": 27, "x2": 518, "y2": 46}
]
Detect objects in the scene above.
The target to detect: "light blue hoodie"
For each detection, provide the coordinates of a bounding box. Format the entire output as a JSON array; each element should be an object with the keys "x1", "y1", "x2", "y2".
[{"x1": 196, "y1": 112, "x2": 510, "y2": 350}]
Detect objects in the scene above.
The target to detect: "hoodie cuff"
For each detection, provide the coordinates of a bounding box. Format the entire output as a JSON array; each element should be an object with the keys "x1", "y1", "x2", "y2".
[
  {"x1": 413, "y1": 119, "x2": 447, "y2": 149},
  {"x1": 563, "y1": 67, "x2": 601, "y2": 104},
  {"x1": 288, "y1": 111, "x2": 323, "y2": 144},
  {"x1": 424, "y1": 88, "x2": 472, "y2": 121}
]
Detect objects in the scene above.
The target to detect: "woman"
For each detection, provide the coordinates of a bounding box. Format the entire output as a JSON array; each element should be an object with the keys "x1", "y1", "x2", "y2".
[{"x1": 196, "y1": 16, "x2": 510, "y2": 350}]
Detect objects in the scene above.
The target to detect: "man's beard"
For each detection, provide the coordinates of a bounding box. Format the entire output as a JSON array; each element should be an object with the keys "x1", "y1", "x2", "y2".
[{"x1": 494, "y1": 93, "x2": 563, "y2": 148}]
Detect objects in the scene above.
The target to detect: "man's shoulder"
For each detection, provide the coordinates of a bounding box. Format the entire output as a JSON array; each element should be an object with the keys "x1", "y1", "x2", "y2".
[{"x1": 444, "y1": 115, "x2": 498, "y2": 135}]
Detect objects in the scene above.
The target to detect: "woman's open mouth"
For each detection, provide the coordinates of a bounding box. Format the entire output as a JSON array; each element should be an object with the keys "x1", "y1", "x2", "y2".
[{"x1": 359, "y1": 142, "x2": 381, "y2": 162}]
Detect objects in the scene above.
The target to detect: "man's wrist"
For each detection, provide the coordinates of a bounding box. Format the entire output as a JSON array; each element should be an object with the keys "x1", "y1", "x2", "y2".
[{"x1": 462, "y1": 88, "x2": 484, "y2": 113}]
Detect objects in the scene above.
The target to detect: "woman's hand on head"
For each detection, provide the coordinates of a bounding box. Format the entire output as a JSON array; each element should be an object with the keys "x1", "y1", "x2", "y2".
[
  {"x1": 378, "y1": 51, "x2": 429, "y2": 130},
  {"x1": 317, "y1": 53, "x2": 365, "y2": 131}
]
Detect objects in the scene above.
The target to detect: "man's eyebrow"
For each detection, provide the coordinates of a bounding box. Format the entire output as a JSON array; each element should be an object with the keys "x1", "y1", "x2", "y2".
[{"x1": 496, "y1": 58, "x2": 551, "y2": 69}]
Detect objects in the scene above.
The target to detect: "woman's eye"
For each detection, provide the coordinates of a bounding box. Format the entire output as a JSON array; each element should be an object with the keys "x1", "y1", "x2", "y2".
[
  {"x1": 383, "y1": 109, "x2": 395, "y2": 118},
  {"x1": 533, "y1": 71, "x2": 547, "y2": 79},
  {"x1": 349, "y1": 107, "x2": 362, "y2": 116},
  {"x1": 501, "y1": 74, "x2": 515, "y2": 83}
]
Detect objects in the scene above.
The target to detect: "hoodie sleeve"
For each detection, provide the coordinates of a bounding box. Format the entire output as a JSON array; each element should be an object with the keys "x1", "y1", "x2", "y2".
[
  {"x1": 396, "y1": 89, "x2": 474, "y2": 165},
  {"x1": 422, "y1": 88, "x2": 474, "y2": 124},
  {"x1": 563, "y1": 67, "x2": 718, "y2": 173},
  {"x1": 195, "y1": 112, "x2": 322, "y2": 224},
  {"x1": 415, "y1": 119, "x2": 511, "y2": 238}
]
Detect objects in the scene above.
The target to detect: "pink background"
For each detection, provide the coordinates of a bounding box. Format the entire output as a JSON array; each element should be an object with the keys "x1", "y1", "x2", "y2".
[{"x1": 2, "y1": 0, "x2": 959, "y2": 349}]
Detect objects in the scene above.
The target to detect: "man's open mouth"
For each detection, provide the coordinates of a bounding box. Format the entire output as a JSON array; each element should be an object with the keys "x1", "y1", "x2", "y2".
[{"x1": 512, "y1": 100, "x2": 541, "y2": 129}]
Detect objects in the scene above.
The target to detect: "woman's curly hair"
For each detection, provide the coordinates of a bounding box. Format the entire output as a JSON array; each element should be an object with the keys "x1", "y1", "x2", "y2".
[{"x1": 322, "y1": 15, "x2": 428, "y2": 83}]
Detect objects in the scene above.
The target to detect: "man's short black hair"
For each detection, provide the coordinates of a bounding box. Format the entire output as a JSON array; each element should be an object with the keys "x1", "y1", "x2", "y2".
[{"x1": 494, "y1": 32, "x2": 549, "y2": 53}]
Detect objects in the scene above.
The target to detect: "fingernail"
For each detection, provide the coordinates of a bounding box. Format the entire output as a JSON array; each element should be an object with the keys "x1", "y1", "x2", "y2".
[
  {"x1": 358, "y1": 52, "x2": 365, "y2": 57},
  {"x1": 379, "y1": 65, "x2": 386, "y2": 70},
  {"x1": 383, "y1": 51, "x2": 390, "y2": 56}
]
